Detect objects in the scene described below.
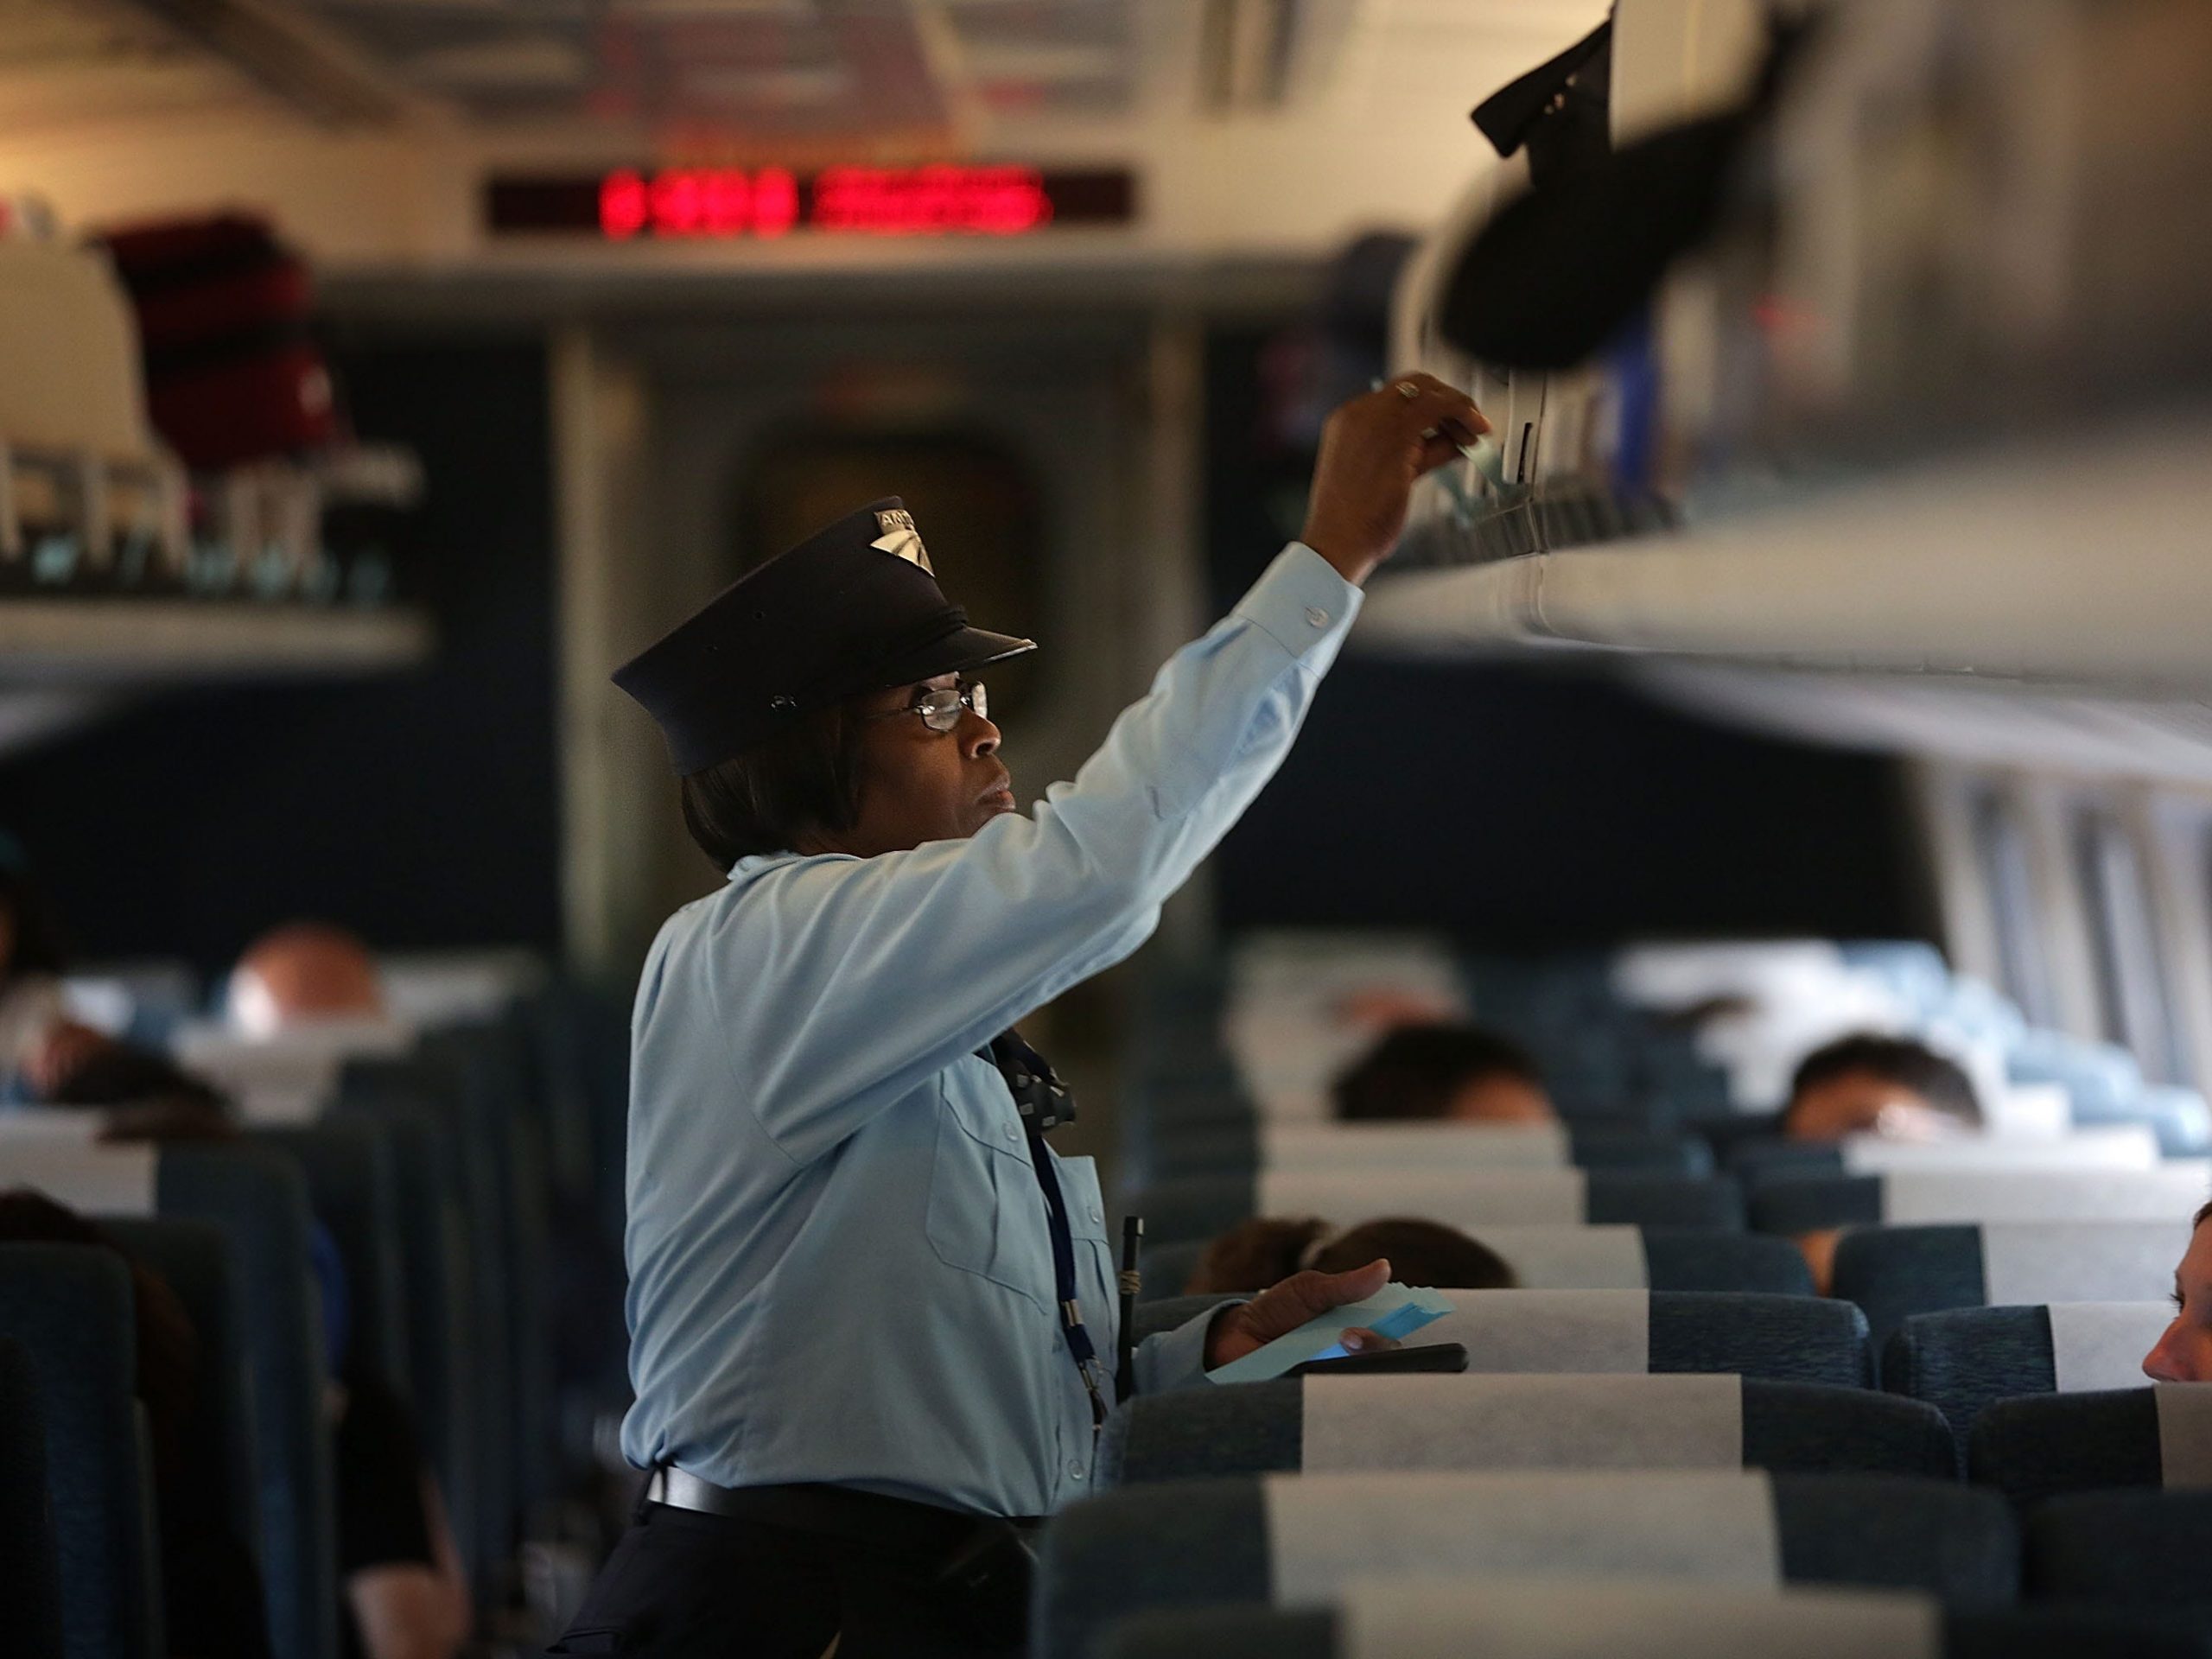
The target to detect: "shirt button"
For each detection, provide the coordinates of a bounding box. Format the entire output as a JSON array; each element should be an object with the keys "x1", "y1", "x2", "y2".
[
  {"x1": 1068, "y1": 1462, "x2": 1085, "y2": 1480},
  {"x1": 1305, "y1": 606, "x2": 1329, "y2": 627},
  {"x1": 1005, "y1": 1124, "x2": 1020, "y2": 1141},
  {"x1": 1088, "y1": 1205, "x2": 1103, "y2": 1224}
]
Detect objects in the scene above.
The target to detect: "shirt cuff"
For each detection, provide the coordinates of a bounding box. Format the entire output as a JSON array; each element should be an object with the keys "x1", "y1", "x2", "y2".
[
  {"x1": 1135, "y1": 1298, "x2": 1246, "y2": 1394},
  {"x1": 1231, "y1": 543, "x2": 1362, "y2": 664}
]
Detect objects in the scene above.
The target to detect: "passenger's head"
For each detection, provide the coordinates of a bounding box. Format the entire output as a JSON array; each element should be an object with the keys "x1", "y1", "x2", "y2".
[
  {"x1": 1186, "y1": 1214, "x2": 1517, "y2": 1294},
  {"x1": 678, "y1": 671, "x2": 1009, "y2": 865},
  {"x1": 1332, "y1": 1021, "x2": 1554, "y2": 1126},
  {"x1": 1783, "y1": 1033, "x2": 1980, "y2": 1142},
  {"x1": 228, "y1": 921, "x2": 385, "y2": 1033},
  {"x1": 2144, "y1": 1198, "x2": 2212, "y2": 1383}
]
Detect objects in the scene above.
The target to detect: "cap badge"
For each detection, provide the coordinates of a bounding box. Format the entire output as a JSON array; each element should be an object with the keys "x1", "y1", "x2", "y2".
[{"x1": 870, "y1": 508, "x2": 932, "y2": 575}]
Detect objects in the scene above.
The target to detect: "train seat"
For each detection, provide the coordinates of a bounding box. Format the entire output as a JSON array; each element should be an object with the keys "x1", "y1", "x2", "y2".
[
  {"x1": 1885, "y1": 1301, "x2": 2174, "y2": 1445},
  {"x1": 1133, "y1": 1170, "x2": 1743, "y2": 1246},
  {"x1": 1033, "y1": 1471, "x2": 2018, "y2": 1659},
  {"x1": 1747, "y1": 1166, "x2": 2212, "y2": 1236},
  {"x1": 1097, "y1": 1374, "x2": 1953, "y2": 1486},
  {"x1": 1971, "y1": 1385, "x2": 2212, "y2": 1505},
  {"x1": 1094, "y1": 1592, "x2": 2207, "y2": 1659},
  {"x1": 0, "y1": 1338, "x2": 66, "y2": 1659},
  {"x1": 1131, "y1": 1288, "x2": 1867, "y2": 1384},
  {"x1": 1136, "y1": 1224, "x2": 1812, "y2": 1302},
  {"x1": 2024, "y1": 1490, "x2": 2212, "y2": 1636},
  {"x1": 1832, "y1": 1224, "x2": 2179, "y2": 1349},
  {"x1": 0, "y1": 1140, "x2": 336, "y2": 1659},
  {"x1": 0, "y1": 1245, "x2": 161, "y2": 1659}
]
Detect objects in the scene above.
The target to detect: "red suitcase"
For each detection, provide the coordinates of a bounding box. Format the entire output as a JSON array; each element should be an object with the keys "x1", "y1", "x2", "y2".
[{"x1": 100, "y1": 213, "x2": 340, "y2": 470}]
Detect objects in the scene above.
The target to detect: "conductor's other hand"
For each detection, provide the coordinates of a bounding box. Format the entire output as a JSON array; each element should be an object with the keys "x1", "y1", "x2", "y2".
[
  {"x1": 1300, "y1": 372, "x2": 1489, "y2": 588},
  {"x1": 1204, "y1": 1256, "x2": 1399, "y2": 1371}
]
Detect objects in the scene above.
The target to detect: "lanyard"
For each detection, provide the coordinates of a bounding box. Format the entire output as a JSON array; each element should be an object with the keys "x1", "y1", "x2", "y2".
[{"x1": 982, "y1": 1032, "x2": 1110, "y2": 1433}]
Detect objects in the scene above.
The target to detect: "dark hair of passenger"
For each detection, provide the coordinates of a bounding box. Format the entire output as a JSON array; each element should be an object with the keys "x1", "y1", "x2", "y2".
[
  {"x1": 1786, "y1": 1033, "x2": 1982, "y2": 1126},
  {"x1": 1185, "y1": 1214, "x2": 1517, "y2": 1294},
  {"x1": 677, "y1": 705, "x2": 867, "y2": 868},
  {"x1": 2196, "y1": 1197, "x2": 2212, "y2": 1230},
  {"x1": 1330, "y1": 1020, "x2": 1543, "y2": 1122},
  {"x1": 0, "y1": 863, "x2": 71, "y2": 980}
]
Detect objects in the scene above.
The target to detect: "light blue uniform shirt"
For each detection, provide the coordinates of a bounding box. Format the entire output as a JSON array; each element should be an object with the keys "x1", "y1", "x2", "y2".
[{"x1": 620, "y1": 543, "x2": 1360, "y2": 1517}]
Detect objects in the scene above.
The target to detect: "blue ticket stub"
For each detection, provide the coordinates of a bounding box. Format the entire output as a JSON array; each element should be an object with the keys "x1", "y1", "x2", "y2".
[{"x1": 1205, "y1": 1285, "x2": 1456, "y2": 1384}]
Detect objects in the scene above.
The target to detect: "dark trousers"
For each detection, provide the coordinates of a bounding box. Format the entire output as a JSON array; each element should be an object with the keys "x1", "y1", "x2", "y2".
[{"x1": 547, "y1": 1501, "x2": 1028, "y2": 1659}]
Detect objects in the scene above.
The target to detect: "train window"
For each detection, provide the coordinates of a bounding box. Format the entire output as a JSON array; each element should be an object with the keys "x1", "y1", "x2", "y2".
[
  {"x1": 1968, "y1": 785, "x2": 2059, "y2": 1029},
  {"x1": 2075, "y1": 804, "x2": 2186, "y2": 1084},
  {"x1": 733, "y1": 428, "x2": 1048, "y2": 716}
]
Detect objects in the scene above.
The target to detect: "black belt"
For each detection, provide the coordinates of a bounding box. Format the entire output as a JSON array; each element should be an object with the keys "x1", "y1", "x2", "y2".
[
  {"x1": 643, "y1": 1468, "x2": 1043, "y2": 1541},
  {"x1": 642, "y1": 1465, "x2": 1040, "y2": 1645}
]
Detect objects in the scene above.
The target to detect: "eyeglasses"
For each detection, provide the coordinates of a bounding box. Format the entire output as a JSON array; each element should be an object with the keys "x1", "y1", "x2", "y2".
[{"x1": 864, "y1": 680, "x2": 988, "y2": 734}]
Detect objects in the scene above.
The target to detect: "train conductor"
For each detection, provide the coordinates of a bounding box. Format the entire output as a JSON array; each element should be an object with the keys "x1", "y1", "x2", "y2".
[{"x1": 550, "y1": 374, "x2": 1489, "y2": 1658}]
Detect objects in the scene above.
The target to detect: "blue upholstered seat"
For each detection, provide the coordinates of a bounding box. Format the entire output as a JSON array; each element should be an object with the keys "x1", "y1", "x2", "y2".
[
  {"x1": 1885, "y1": 1302, "x2": 2172, "y2": 1448},
  {"x1": 1133, "y1": 1172, "x2": 1744, "y2": 1245},
  {"x1": 1835, "y1": 1225, "x2": 2177, "y2": 1349},
  {"x1": 1137, "y1": 1227, "x2": 1812, "y2": 1302},
  {"x1": 0, "y1": 1244, "x2": 161, "y2": 1659},
  {"x1": 2024, "y1": 1490, "x2": 2212, "y2": 1635},
  {"x1": 1130, "y1": 1289, "x2": 1867, "y2": 1384},
  {"x1": 1093, "y1": 1605, "x2": 2209, "y2": 1659},
  {"x1": 105, "y1": 1217, "x2": 258, "y2": 1560},
  {"x1": 0, "y1": 1336, "x2": 67, "y2": 1659},
  {"x1": 1097, "y1": 1376, "x2": 1950, "y2": 1485},
  {"x1": 1970, "y1": 1389, "x2": 2168, "y2": 1504},
  {"x1": 1034, "y1": 1473, "x2": 2017, "y2": 1659}
]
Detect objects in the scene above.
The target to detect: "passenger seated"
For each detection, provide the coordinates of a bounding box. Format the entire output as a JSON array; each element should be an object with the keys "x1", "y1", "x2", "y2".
[
  {"x1": 213, "y1": 923, "x2": 472, "y2": 1659},
  {"x1": 0, "y1": 839, "x2": 225, "y2": 1115},
  {"x1": 1331, "y1": 1021, "x2": 1556, "y2": 1126},
  {"x1": 2143, "y1": 1198, "x2": 2212, "y2": 1382},
  {"x1": 0, "y1": 1189, "x2": 273, "y2": 1659},
  {"x1": 1782, "y1": 1034, "x2": 1983, "y2": 1293},
  {"x1": 1187, "y1": 1215, "x2": 1518, "y2": 1294},
  {"x1": 226, "y1": 920, "x2": 389, "y2": 1033},
  {"x1": 1783, "y1": 1033, "x2": 1981, "y2": 1142}
]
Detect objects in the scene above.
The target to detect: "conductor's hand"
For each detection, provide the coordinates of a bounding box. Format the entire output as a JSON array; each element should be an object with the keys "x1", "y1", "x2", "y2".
[
  {"x1": 1300, "y1": 372, "x2": 1489, "y2": 588},
  {"x1": 1204, "y1": 1256, "x2": 1399, "y2": 1371}
]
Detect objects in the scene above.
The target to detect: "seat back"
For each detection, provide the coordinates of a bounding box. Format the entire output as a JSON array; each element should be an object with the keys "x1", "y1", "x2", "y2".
[
  {"x1": 343, "y1": 1048, "x2": 517, "y2": 1596},
  {"x1": 105, "y1": 1218, "x2": 258, "y2": 1555},
  {"x1": 1035, "y1": 1471, "x2": 2016, "y2": 1659},
  {"x1": 1751, "y1": 1167, "x2": 2212, "y2": 1234},
  {"x1": 1094, "y1": 1600, "x2": 2207, "y2": 1659},
  {"x1": 1147, "y1": 1120, "x2": 1711, "y2": 1179},
  {"x1": 329, "y1": 1100, "x2": 476, "y2": 1578},
  {"x1": 2024, "y1": 1489, "x2": 2212, "y2": 1627},
  {"x1": 1136, "y1": 1171, "x2": 1742, "y2": 1245},
  {"x1": 0, "y1": 1245, "x2": 161, "y2": 1659},
  {"x1": 1971, "y1": 1385, "x2": 2212, "y2": 1504},
  {"x1": 1132, "y1": 1288, "x2": 1866, "y2": 1382},
  {"x1": 1835, "y1": 1224, "x2": 2180, "y2": 1348},
  {"x1": 1140, "y1": 1226, "x2": 1810, "y2": 1301},
  {"x1": 152, "y1": 1146, "x2": 334, "y2": 1659},
  {"x1": 1098, "y1": 1374, "x2": 1950, "y2": 1485},
  {"x1": 1885, "y1": 1302, "x2": 2174, "y2": 1442},
  {"x1": 0, "y1": 1337, "x2": 68, "y2": 1659},
  {"x1": 0, "y1": 1139, "x2": 332, "y2": 1659},
  {"x1": 251, "y1": 1122, "x2": 410, "y2": 1386}
]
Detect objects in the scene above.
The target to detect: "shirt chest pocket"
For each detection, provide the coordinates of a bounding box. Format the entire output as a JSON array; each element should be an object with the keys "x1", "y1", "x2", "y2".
[{"x1": 925, "y1": 1073, "x2": 1054, "y2": 1308}]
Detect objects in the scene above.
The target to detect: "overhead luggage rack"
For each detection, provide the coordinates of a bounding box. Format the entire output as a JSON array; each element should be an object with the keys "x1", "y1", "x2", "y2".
[{"x1": 1357, "y1": 413, "x2": 2212, "y2": 695}]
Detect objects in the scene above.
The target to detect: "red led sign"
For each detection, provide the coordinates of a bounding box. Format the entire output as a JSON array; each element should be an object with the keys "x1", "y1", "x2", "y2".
[
  {"x1": 600, "y1": 164, "x2": 1049, "y2": 238},
  {"x1": 486, "y1": 167, "x2": 1133, "y2": 239}
]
